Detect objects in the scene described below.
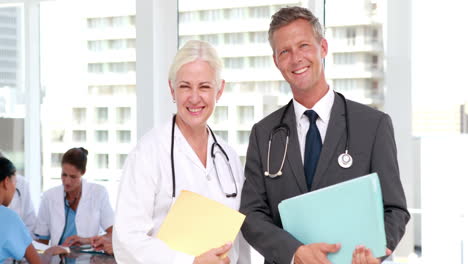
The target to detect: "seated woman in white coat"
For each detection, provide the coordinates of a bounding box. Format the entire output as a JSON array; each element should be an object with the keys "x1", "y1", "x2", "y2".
[
  {"x1": 35, "y1": 147, "x2": 114, "y2": 251},
  {"x1": 113, "y1": 40, "x2": 251, "y2": 264}
]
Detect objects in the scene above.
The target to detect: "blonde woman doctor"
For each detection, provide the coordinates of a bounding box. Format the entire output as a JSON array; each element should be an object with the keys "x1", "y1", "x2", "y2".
[{"x1": 113, "y1": 40, "x2": 251, "y2": 264}]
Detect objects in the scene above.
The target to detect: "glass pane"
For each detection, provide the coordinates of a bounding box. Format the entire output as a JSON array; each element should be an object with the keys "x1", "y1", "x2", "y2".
[
  {"x1": 179, "y1": 1, "x2": 295, "y2": 152},
  {"x1": 40, "y1": 0, "x2": 136, "y2": 205},
  {"x1": 0, "y1": 5, "x2": 25, "y2": 174},
  {"x1": 325, "y1": 1, "x2": 384, "y2": 109}
]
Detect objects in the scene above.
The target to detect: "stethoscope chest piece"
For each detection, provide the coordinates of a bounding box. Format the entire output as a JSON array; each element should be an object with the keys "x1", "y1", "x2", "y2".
[{"x1": 338, "y1": 151, "x2": 353, "y2": 169}]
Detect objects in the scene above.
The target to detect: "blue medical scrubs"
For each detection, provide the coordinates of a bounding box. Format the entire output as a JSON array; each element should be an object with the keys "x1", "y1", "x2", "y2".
[{"x1": 0, "y1": 205, "x2": 32, "y2": 262}]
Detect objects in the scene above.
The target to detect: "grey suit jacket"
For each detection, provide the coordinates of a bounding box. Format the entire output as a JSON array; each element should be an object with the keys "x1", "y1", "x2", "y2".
[{"x1": 240, "y1": 93, "x2": 410, "y2": 264}]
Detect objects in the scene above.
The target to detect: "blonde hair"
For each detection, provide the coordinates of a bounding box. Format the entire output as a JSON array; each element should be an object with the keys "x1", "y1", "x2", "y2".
[{"x1": 168, "y1": 40, "x2": 223, "y2": 87}]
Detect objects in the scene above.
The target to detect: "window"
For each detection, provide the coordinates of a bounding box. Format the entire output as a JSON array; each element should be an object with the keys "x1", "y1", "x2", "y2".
[
  {"x1": 237, "y1": 131, "x2": 250, "y2": 145},
  {"x1": 213, "y1": 130, "x2": 228, "y2": 142},
  {"x1": 51, "y1": 130, "x2": 65, "y2": 143},
  {"x1": 346, "y1": 27, "x2": 356, "y2": 45},
  {"x1": 248, "y1": 56, "x2": 271, "y2": 68},
  {"x1": 116, "y1": 107, "x2": 131, "y2": 124},
  {"x1": 88, "y1": 63, "x2": 103, "y2": 73},
  {"x1": 200, "y1": 34, "x2": 219, "y2": 45},
  {"x1": 249, "y1": 31, "x2": 267, "y2": 44},
  {"x1": 95, "y1": 130, "x2": 108, "y2": 143},
  {"x1": 224, "y1": 57, "x2": 244, "y2": 69},
  {"x1": 72, "y1": 130, "x2": 86, "y2": 142},
  {"x1": 95, "y1": 154, "x2": 109, "y2": 169},
  {"x1": 116, "y1": 154, "x2": 127, "y2": 169},
  {"x1": 95, "y1": 107, "x2": 108, "y2": 123},
  {"x1": 51, "y1": 153, "x2": 63, "y2": 168},
  {"x1": 72, "y1": 108, "x2": 86, "y2": 124},
  {"x1": 237, "y1": 106, "x2": 254, "y2": 124},
  {"x1": 333, "y1": 53, "x2": 356, "y2": 64},
  {"x1": 117, "y1": 130, "x2": 131, "y2": 143},
  {"x1": 212, "y1": 106, "x2": 228, "y2": 124},
  {"x1": 249, "y1": 6, "x2": 270, "y2": 19},
  {"x1": 224, "y1": 33, "x2": 244, "y2": 45}
]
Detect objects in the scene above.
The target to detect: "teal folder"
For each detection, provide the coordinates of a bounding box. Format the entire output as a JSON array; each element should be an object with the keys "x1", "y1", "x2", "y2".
[{"x1": 278, "y1": 173, "x2": 386, "y2": 264}]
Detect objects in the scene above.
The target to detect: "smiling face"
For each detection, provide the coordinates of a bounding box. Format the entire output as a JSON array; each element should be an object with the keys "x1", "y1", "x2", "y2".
[
  {"x1": 170, "y1": 59, "x2": 224, "y2": 131},
  {"x1": 272, "y1": 19, "x2": 328, "y2": 99}
]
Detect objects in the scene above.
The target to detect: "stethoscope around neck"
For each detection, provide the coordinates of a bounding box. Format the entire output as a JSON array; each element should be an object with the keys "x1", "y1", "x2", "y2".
[
  {"x1": 170, "y1": 114, "x2": 238, "y2": 199},
  {"x1": 264, "y1": 92, "x2": 353, "y2": 178}
]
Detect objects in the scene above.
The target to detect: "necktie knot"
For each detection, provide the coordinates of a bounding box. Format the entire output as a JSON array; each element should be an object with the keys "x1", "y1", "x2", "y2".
[{"x1": 304, "y1": 110, "x2": 319, "y2": 123}]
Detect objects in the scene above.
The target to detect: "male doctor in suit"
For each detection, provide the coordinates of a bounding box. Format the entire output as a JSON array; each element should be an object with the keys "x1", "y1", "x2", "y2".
[{"x1": 240, "y1": 6, "x2": 410, "y2": 264}]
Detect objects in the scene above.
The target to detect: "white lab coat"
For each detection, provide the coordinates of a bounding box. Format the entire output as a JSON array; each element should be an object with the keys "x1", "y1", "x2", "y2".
[
  {"x1": 113, "y1": 120, "x2": 251, "y2": 264},
  {"x1": 35, "y1": 179, "x2": 114, "y2": 246},
  {"x1": 8, "y1": 175, "x2": 37, "y2": 238}
]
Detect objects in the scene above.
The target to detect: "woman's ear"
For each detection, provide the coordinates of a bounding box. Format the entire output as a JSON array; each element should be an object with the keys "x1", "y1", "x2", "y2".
[
  {"x1": 169, "y1": 80, "x2": 175, "y2": 102},
  {"x1": 216, "y1": 80, "x2": 225, "y2": 102}
]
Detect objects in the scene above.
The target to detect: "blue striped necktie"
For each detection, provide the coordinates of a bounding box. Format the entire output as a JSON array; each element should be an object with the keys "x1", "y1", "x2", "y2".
[{"x1": 303, "y1": 110, "x2": 322, "y2": 191}]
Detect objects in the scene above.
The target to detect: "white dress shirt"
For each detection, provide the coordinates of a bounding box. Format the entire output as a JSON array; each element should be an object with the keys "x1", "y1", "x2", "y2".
[
  {"x1": 293, "y1": 87, "x2": 335, "y2": 164},
  {"x1": 113, "y1": 119, "x2": 251, "y2": 264}
]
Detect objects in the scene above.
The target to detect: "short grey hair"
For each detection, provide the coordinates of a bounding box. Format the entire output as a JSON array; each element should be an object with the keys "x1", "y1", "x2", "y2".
[
  {"x1": 268, "y1": 6, "x2": 324, "y2": 49},
  {"x1": 168, "y1": 40, "x2": 223, "y2": 87}
]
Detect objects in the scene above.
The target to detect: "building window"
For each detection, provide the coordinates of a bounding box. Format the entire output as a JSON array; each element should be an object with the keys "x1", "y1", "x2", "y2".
[
  {"x1": 237, "y1": 106, "x2": 254, "y2": 124},
  {"x1": 108, "y1": 62, "x2": 136, "y2": 73},
  {"x1": 249, "y1": 6, "x2": 270, "y2": 19},
  {"x1": 214, "y1": 130, "x2": 228, "y2": 142},
  {"x1": 95, "y1": 130, "x2": 108, "y2": 143},
  {"x1": 249, "y1": 31, "x2": 267, "y2": 44},
  {"x1": 237, "y1": 131, "x2": 250, "y2": 145},
  {"x1": 72, "y1": 130, "x2": 86, "y2": 142},
  {"x1": 88, "y1": 63, "x2": 103, "y2": 73},
  {"x1": 224, "y1": 57, "x2": 244, "y2": 69},
  {"x1": 95, "y1": 107, "x2": 108, "y2": 124},
  {"x1": 117, "y1": 154, "x2": 127, "y2": 169},
  {"x1": 346, "y1": 27, "x2": 356, "y2": 45},
  {"x1": 72, "y1": 108, "x2": 86, "y2": 124},
  {"x1": 224, "y1": 33, "x2": 244, "y2": 45},
  {"x1": 51, "y1": 153, "x2": 63, "y2": 168},
  {"x1": 95, "y1": 154, "x2": 109, "y2": 169},
  {"x1": 371, "y1": 55, "x2": 379, "y2": 69},
  {"x1": 51, "y1": 130, "x2": 65, "y2": 143},
  {"x1": 249, "y1": 56, "x2": 271, "y2": 68},
  {"x1": 212, "y1": 106, "x2": 228, "y2": 124},
  {"x1": 116, "y1": 107, "x2": 131, "y2": 124},
  {"x1": 200, "y1": 34, "x2": 219, "y2": 45},
  {"x1": 117, "y1": 130, "x2": 131, "y2": 143},
  {"x1": 334, "y1": 53, "x2": 356, "y2": 65}
]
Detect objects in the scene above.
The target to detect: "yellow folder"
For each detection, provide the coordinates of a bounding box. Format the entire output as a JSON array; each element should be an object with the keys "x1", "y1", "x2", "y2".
[{"x1": 156, "y1": 190, "x2": 245, "y2": 256}]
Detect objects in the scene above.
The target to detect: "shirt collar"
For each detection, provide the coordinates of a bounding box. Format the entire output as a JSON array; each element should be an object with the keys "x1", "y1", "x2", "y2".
[{"x1": 293, "y1": 87, "x2": 335, "y2": 123}]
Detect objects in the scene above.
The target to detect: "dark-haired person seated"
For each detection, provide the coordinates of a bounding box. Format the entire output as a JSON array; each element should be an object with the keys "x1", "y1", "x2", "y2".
[
  {"x1": 0, "y1": 157, "x2": 67, "y2": 263},
  {"x1": 35, "y1": 147, "x2": 114, "y2": 254}
]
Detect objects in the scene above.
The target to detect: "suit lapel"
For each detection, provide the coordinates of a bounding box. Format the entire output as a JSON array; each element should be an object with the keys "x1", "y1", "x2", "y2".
[
  {"x1": 311, "y1": 93, "x2": 346, "y2": 190},
  {"x1": 282, "y1": 102, "x2": 308, "y2": 194}
]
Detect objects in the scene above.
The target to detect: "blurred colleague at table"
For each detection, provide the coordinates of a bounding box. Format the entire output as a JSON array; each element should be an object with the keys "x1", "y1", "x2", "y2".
[
  {"x1": 0, "y1": 157, "x2": 67, "y2": 264},
  {"x1": 35, "y1": 147, "x2": 114, "y2": 251},
  {"x1": 113, "y1": 40, "x2": 251, "y2": 264},
  {"x1": 0, "y1": 151, "x2": 37, "y2": 238}
]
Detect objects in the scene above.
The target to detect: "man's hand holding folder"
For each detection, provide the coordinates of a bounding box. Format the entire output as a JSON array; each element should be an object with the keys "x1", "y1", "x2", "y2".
[
  {"x1": 294, "y1": 242, "x2": 341, "y2": 264},
  {"x1": 279, "y1": 173, "x2": 388, "y2": 264}
]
